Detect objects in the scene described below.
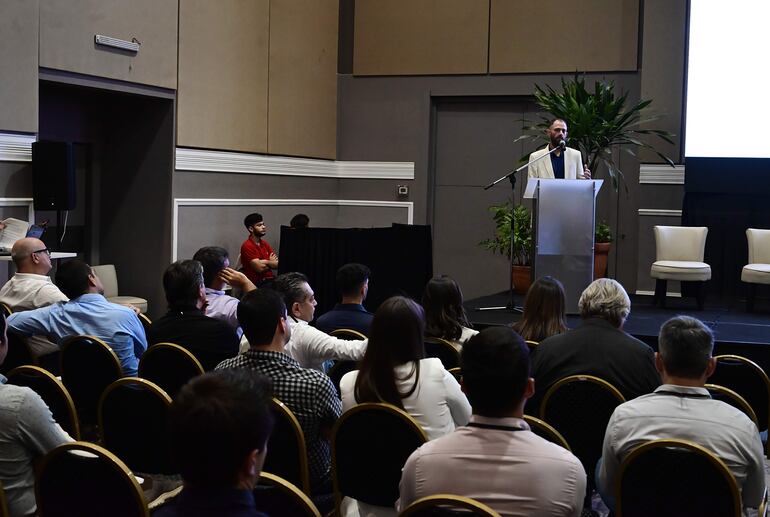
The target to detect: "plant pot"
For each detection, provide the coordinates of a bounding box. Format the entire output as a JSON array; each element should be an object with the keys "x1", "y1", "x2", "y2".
[
  {"x1": 512, "y1": 265, "x2": 532, "y2": 295},
  {"x1": 594, "y1": 242, "x2": 611, "y2": 279}
]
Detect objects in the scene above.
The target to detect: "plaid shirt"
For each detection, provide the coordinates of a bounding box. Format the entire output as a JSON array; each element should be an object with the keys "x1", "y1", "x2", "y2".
[{"x1": 216, "y1": 350, "x2": 341, "y2": 488}]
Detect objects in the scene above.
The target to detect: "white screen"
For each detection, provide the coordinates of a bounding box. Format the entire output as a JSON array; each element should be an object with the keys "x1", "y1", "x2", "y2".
[{"x1": 685, "y1": 1, "x2": 770, "y2": 158}]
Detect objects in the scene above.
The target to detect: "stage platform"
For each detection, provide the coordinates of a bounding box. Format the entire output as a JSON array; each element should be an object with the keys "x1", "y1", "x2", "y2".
[{"x1": 465, "y1": 291, "x2": 770, "y2": 373}]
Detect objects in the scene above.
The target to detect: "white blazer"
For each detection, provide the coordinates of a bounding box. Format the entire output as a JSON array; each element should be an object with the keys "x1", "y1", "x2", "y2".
[{"x1": 527, "y1": 146, "x2": 584, "y2": 179}]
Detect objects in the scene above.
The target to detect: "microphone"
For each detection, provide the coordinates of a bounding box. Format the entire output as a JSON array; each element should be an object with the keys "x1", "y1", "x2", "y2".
[{"x1": 557, "y1": 140, "x2": 566, "y2": 151}]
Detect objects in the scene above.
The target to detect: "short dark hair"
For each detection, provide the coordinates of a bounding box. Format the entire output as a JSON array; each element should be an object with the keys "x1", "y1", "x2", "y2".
[
  {"x1": 336, "y1": 263, "x2": 371, "y2": 298},
  {"x1": 170, "y1": 370, "x2": 274, "y2": 488},
  {"x1": 244, "y1": 213, "x2": 264, "y2": 229},
  {"x1": 163, "y1": 260, "x2": 204, "y2": 309},
  {"x1": 193, "y1": 246, "x2": 229, "y2": 288},
  {"x1": 55, "y1": 259, "x2": 93, "y2": 299},
  {"x1": 289, "y1": 213, "x2": 309, "y2": 229},
  {"x1": 658, "y1": 315, "x2": 714, "y2": 379},
  {"x1": 272, "y1": 272, "x2": 310, "y2": 313},
  {"x1": 461, "y1": 327, "x2": 530, "y2": 416},
  {"x1": 237, "y1": 289, "x2": 287, "y2": 346}
]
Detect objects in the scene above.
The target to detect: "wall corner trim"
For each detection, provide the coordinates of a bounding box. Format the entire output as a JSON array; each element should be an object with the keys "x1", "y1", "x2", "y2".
[
  {"x1": 0, "y1": 133, "x2": 36, "y2": 162},
  {"x1": 175, "y1": 148, "x2": 415, "y2": 180},
  {"x1": 639, "y1": 163, "x2": 685, "y2": 184}
]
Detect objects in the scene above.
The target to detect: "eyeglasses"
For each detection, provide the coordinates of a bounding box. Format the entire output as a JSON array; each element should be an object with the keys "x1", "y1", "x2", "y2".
[{"x1": 32, "y1": 248, "x2": 51, "y2": 256}]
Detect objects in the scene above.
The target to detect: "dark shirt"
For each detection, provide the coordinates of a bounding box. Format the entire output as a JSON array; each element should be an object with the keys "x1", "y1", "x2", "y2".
[
  {"x1": 216, "y1": 350, "x2": 341, "y2": 490},
  {"x1": 550, "y1": 149, "x2": 565, "y2": 179},
  {"x1": 148, "y1": 307, "x2": 240, "y2": 371},
  {"x1": 527, "y1": 317, "x2": 661, "y2": 414},
  {"x1": 314, "y1": 303, "x2": 373, "y2": 336},
  {"x1": 152, "y1": 487, "x2": 267, "y2": 517}
]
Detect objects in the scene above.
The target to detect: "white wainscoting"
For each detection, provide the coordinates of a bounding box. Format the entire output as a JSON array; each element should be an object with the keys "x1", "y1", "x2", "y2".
[
  {"x1": 0, "y1": 133, "x2": 36, "y2": 162},
  {"x1": 0, "y1": 198, "x2": 35, "y2": 223},
  {"x1": 639, "y1": 164, "x2": 685, "y2": 184}
]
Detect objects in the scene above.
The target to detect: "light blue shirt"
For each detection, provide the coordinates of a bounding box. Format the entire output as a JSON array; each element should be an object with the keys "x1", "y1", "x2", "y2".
[{"x1": 7, "y1": 293, "x2": 147, "y2": 376}]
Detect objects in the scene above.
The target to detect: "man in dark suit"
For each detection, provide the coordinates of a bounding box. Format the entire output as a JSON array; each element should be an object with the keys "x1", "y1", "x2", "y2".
[{"x1": 528, "y1": 278, "x2": 660, "y2": 414}]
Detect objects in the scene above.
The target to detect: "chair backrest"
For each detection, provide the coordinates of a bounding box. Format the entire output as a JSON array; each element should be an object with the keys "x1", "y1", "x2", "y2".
[
  {"x1": 617, "y1": 439, "x2": 741, "y2": 517},
  {"x1": 98, "y1": 377, "x2": 174, "y2": 475},
  {"x1": 447, "y1": 367, "x2": 462, "y2": 383},
  {"x1": 653, "y1": 225, "x2": 708, "y2": 262},
  {"x1": 705, "y1": 383, "x2": 759, "y2": 426},
  {"x1": 60, "y1": 335, "x2": 123, "y2": 425},
  {"x1": 746, "y1": 228, "x2": 770, "y2": 265},
  {"x1": 525, "y1": 340, "x2": 539, "y2": 352},
  {"x1": 709, "y1": 354, "x2": 770, "y2": 438},
  {"x1": 523, "y1": 415, "x2": 571, "y2": 451},
  {"x1": 0, "y1": 302, "x2": 12, "y2": 318},
  {"x1": 7, "y1": 365, "x2": 81, "y2": 439},
  {"x1": 327, "y1": 360, "x2": 358, "y2": 398},
  {"x1": 137, "y1": 313, "x2": 152, "y2": 336},
  {"x1": 424, "y1": 338, "x2": 461, "y2": 369},
  {"x1": 91, "y1": 264, "x2": 119, "y2": 299},
  {"x1": 332, "y1": 402, "x2": 428, "y2": 508},
  {"x1": 138, "y1": 342, "x2": 204, "y2": 399},
  {"x1": 36, "y1": 441, "x2": 149, "y2": 517},
  {"x1": 540, "y1": 375, "x2": 625, "y2": 480},
  {"x1": 0, "y1": 331, "x2": 36, "y2": 375},
  {"x1": 398, "y1": 494, "x2": 501, "y2": 517},
  {"x1": 330, "y1": 328, "x2": 367, "y2": 340},
  {"x1": 253, "y1": 472, "x2": 321, "y2": 517},
  {"x1": 264, "y1": 398, "x2": 311, "y2": 494}
]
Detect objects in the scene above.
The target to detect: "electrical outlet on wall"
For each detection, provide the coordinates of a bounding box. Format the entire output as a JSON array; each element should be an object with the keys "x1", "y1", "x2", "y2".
[{"x1": 397, "y1": 185, "x2": 409, "y2": 198}]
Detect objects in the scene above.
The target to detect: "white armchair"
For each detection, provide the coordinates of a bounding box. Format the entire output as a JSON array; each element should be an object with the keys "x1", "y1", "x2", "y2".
[
  {"x1": 650, "y1": 226, "x2": 711, "y2": 309},
  {"x1": 741, "y1": 228, "x2": 770, "y2": 311},
  {"x1": 91, "y1": 264, "x2": 148, "y2": 314}
]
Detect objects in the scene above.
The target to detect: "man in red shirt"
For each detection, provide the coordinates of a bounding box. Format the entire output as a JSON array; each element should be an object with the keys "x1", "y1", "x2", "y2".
[{"x1": 240, "y1": 213, "x2": 279, "y2": 286}]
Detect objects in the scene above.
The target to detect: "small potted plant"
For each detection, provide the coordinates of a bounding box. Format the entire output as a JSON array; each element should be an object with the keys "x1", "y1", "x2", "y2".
[
  {"x1": 594, "y1": 220, "x2": 613, "y2": 278},
  {"x1": 479, "y1": 203, "x2": 533, "y2": 294}
]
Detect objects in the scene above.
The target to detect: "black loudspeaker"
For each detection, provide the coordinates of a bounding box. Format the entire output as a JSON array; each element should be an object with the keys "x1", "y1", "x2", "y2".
[{"x1": 32, "y1": 141, "x2": 76, "y2": 211}]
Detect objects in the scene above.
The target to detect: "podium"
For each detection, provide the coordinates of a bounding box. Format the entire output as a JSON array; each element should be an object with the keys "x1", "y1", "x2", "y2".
[{"x1": 524, "y1": 179, "x2": 603, "y2": 313}]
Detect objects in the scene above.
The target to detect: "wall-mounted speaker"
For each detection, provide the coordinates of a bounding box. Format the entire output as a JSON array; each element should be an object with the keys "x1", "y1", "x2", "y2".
[{"x1": 32, "y1": 141, "x2": 76, "y2": 211}]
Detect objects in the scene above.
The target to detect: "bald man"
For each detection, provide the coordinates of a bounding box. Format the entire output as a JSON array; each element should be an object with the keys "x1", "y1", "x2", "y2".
[{"x1": 0, "y1": 238, "x2": 67, "y2": 356}]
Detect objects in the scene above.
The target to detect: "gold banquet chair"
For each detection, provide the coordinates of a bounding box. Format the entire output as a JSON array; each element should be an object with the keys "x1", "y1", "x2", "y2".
[
  {"x1": 398, "y1": 494, "x2": 501, "y2": 516},
  {"x1": 253, "y1": 472, "x2": 321, "y2": 517},
  {"x1": 263, "y1": 398, "x2": 311, "y2": 495}
]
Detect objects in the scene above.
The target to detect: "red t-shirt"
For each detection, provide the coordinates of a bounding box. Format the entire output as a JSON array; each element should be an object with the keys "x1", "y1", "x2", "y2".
[{"x1": 240, "y1": 238, "x2": 276, "y2": 284}]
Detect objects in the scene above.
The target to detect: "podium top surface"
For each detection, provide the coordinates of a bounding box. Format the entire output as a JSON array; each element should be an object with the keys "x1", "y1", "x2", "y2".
[{"x1": 524, "y1": 178, "x2": 603, "y2": 199}]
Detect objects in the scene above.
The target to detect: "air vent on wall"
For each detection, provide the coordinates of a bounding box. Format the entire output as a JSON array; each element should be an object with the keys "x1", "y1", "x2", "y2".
[{"x1": 94, "y1": 34, "x2": 139, "y2": 53}]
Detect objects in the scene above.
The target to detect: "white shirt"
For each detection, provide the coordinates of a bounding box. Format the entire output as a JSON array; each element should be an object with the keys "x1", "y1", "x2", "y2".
[
  {"x1": 446, "y1": 326, "x2": 479, "y2": 352},
  {"x1": 0, "y1": 273, "x2": 68, "y2": 357},
  {"x1": 285, "y1": 318, "x2": 367, "y2": 371},
  {"x1": 597, "y1": 384, "x2": 765, "y2": 511},
  {"x1": 340, "y1": 358, "x2": 471, "y2": 440}
]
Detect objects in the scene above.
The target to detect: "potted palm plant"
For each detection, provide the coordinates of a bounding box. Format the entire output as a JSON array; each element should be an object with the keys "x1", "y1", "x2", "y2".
[
  {"x1": 515, "y1": 74, "x2": 675, "y2": 191},
  {"x1": 594, "y1": 220, "x2": 612, "y2": 278},
  {"x1": 479, "y1": 203, "x2": 533, "y2": 294}
]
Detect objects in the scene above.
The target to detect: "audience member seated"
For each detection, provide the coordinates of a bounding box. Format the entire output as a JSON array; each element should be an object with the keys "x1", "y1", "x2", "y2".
[
  {"x1": 272, "y1": 272, "x2": 366, "y2": 371},
  {"x1": 597, "y1": 315, "x2": 766, "y2": 512},
  {"x1": 240, "y1": 213, "x2": 278, "y2": 287},
  {"x1": 512, "y1": 276, "x2": 568, "y2": 343},
  {"x1": 341, "y1": 296, "x2": 470, "y2": 439},
  {"x1": 7, "y1": 259, "x2": 147, "y2": 376},
  {"x1": 289, "y1": 213, "x2": 310, "y2": 229},
  {"x1": 315, "y1": 263, "x2": 374, "y2": 336},
  {"x1": 149, "y1": 260, "x2": 240, "y2": 371},
  {"x1": 397, "y1": 326, "x2": 586, "y2": 516},
  {"x1": 422, "y1": 276, "x2": 477, "y2": 351},
  {"x1": 528, "y1": 279, "x2": 660, "y2": 413},
  {"x1": 153, "y1": 369, "x2": 273, "y2": 517},
  {"x1": 216, "y1": 289, "x2": 340, "y2": 498},
  {"x1": 0, "y1": 312, "x2": 73, "y2": 516},
  {"x1": 193, "y1": 245, "x2": 256, "y2": 337},
  {"x1": 0, "y1": 238, "x2": 69, "y2": 358}
]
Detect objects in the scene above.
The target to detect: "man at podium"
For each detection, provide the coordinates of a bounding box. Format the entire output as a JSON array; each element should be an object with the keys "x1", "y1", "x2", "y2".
[{"x1": 527, "y1": 119, "x2": 591, "y2": 180}]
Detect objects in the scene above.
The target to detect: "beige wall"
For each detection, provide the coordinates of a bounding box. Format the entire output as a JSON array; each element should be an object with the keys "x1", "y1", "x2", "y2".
[
  {"x1": 177, "y1": 0, "x2": 270, "y2": 153},
  {"x1": 39, "y1": 0, "x2": 178, "y2": 89},
  {"x1": 353, "y1": 0, "x2": 489, "y2": 76},
  {"x1": 0, "y1": 0, "x2": 39, "y2": 133}
]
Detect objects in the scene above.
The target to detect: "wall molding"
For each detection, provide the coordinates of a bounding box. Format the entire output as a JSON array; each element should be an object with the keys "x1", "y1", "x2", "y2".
[
  {"x1": 635, "y1": 290, "x2": 681, "y2": 297},
  {"x1": 172, "y1": 198, "x2": 414, "y2": 261},
  {"x1": 638, "y1": 208, "x2": 682, "y2": 217},
  {"x1": 0, "y1": 198, "x2": 35, "y2": 223},
  {"x1": 176, "y1": 148, "x2": 415, "y2": 180},
  {"x1": 0, "y1": 133, "x2": 36, "y2": 162},
  {"x1": 639, "y1": 163, "x2": 685, "y2": 184}
]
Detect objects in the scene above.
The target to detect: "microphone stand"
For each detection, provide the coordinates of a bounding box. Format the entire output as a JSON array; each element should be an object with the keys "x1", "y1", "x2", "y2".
[{"x1": 477, "y1": 144, "x2": 566, "y2": 313}]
